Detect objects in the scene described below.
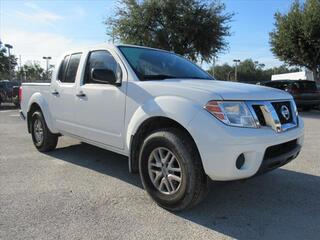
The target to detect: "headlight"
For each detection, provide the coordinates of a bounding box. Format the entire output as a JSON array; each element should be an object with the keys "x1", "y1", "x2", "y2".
[{"x1": 204, "y1": 100, "x2": 257, "y2": 128}]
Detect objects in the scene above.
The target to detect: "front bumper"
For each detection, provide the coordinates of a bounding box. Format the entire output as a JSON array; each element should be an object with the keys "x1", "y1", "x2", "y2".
[{"x1": 188, "y1": 110, "x2": 304, "y2": 181}]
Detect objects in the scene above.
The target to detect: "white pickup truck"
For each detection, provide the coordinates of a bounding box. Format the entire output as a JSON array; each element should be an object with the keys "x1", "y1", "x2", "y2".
[{"x1": 20, "y1": 44, "x2": 304, "y2": 211}]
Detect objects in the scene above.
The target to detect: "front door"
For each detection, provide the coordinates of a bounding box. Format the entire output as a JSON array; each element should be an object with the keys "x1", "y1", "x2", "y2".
[{"x1": 74, "y1": 50, "x2": 126, "y2": 149}]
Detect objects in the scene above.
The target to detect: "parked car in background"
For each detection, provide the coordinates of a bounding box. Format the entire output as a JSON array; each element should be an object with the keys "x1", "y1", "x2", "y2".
[
  {"x1": 0, "y1": 80, "x2": 21, "y2": 108},
  {"x1": 20, "y1": 44, "x2": 304, "y2": 211},
  {"x1": 260, "y1": 80, "x2": 320, "y2": 110}
]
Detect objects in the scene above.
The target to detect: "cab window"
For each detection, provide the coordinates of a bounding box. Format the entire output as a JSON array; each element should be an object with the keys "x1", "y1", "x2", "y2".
[
  {"x1": 63, "y1": 53, "x2": 82, "y2": 83},
  {"x1": 57, "y1": 55, "x2": 69, "y2": 82}
]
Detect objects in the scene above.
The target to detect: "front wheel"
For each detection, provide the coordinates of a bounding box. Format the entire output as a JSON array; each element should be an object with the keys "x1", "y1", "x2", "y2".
[
  {"x1": 31, "y1": 111, "x2": 58, "y2": 152},
  {"x1": 139, "y1": 129, "x2": 208, "y2": 211}
]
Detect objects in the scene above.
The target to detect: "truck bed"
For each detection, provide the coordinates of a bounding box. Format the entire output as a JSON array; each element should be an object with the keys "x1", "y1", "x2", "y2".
[{"x1": 20, "y1": 83, "x2": 51, "y2": 117}]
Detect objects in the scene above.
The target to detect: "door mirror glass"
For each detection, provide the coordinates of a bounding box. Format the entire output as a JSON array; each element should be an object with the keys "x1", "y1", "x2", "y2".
[{"x1": 91, "y1": 68, "x2": 118, "y2": 85}]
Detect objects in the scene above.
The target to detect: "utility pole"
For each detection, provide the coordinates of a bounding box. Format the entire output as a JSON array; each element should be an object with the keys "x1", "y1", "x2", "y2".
[
  {"x1": 19, "y1": 55, "x2": 22, "y2": 70},
  {"x1": 43, "y1": 56, "x2": 52, "y2": 72},
  {"x1": 4, "y1": 44, "x2": 13, "y2": 80},
  {"x1": 233, "y1": 59, "x2": 240, "y2": 81},
  {"x1": 212, "y1": 57, "x2": 216, "y2": 78}
]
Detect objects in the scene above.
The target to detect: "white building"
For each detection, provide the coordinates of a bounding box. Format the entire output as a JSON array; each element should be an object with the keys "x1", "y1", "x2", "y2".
[{"x1": 271, "y1": 70, "x2": 314, "y2": 81}]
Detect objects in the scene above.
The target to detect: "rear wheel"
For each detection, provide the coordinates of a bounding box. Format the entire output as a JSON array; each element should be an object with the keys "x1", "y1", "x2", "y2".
[
  {"x1": 31, "y1": 111, "x2": 58, "y2": 152},
  {"x1": 139, "y1": 129, "x2": 208, "y2": 211}
]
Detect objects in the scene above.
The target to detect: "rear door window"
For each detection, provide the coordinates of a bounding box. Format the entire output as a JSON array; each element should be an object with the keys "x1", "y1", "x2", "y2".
[
  {"x1": 62, "y1": 53, "x2": 82, "y2": 83},
  {"x1": 58, "y1": 55, "x2": 70, "y2": 81}
]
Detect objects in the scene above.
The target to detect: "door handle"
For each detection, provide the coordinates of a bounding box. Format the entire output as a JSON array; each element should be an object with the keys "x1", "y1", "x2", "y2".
[
  {"x1": 76, "y1": 91, "x2": 86, "y2": 97},
  {"x1": 51, "y1": 90, "x2": 59, "y2": 95}
]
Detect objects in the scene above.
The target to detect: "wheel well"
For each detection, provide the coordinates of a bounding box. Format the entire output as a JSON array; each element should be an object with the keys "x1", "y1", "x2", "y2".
[
  {"x1": 27, "y1": 103, "x2": 41, "y2": 133},
  {"x1": 129, "y1": 116, "x2": 200, "y2": 173}
]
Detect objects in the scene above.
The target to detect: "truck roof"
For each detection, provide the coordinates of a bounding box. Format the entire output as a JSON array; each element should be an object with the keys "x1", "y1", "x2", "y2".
[{"x1": 62, "y1": 43, "x2": 170, "y2": 56}]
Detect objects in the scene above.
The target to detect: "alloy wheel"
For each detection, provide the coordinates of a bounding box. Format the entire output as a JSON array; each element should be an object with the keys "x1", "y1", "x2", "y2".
[{"x1": 148, "y1": 147, "x2": 182, "y2": 195}]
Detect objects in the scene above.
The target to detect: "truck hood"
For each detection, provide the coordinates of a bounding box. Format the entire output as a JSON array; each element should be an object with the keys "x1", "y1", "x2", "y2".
[{"x1": 164, "y1": 79, "x2": 293, "y2": 101}]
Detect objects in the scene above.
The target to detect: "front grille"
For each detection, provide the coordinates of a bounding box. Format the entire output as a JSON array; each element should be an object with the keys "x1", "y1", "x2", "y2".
[
  {"x1": 264, "y1": 139, "x2": 297, "y2": 159},
  {"x1": 252, "y1": 105, "x2": 266, "y2": 126},
  {"x1": 272, "y1": 101, "x2": 293, "y2": 124},
  {"x1": 256, "y1": 139, "x2": 300, "y2": 174},
  {"x1": 248, "y1": 100, "x2": 297, "y2": 132}
]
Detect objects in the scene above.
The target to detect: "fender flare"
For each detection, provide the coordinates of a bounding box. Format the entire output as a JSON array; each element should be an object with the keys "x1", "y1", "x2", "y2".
[
  {"x1": 125, "y1": 95, "x2": 200, "y2": 152},
  {"x1": 27, "y1": 92, "x2": 58, "y2": 133}
]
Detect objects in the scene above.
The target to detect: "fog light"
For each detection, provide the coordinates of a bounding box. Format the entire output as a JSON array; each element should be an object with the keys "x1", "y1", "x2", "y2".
[{"x1": 236, "y1": 154, "x2": 245, "y2": 169}]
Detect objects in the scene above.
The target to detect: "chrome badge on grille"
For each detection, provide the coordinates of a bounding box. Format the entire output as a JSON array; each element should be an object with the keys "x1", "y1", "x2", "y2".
[{"x1": 280, "y1": 105, "x2": 290, "y2": 120}]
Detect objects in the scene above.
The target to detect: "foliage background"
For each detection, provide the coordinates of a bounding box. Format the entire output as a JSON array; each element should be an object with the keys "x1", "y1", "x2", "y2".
[
  {"x1": 270, "y1": 0, "x2": 320, "y2": 82},
  {"x1": 106, "y1": 0, "x2": 233, "y2": 63}
]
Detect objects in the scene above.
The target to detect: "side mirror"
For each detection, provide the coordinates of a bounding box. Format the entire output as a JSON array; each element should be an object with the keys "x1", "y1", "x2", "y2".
[{"x1": 91, "y1": 68, "x2": 121, "y2": 86}]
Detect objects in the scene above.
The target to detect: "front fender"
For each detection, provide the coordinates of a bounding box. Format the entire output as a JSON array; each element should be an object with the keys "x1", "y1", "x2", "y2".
[
  {"x1": 27, "y1": 92, "x2": 58, "y2": 133},
  {"x1": 125, "y1": 96, "x2": 201, "y2": 151}
]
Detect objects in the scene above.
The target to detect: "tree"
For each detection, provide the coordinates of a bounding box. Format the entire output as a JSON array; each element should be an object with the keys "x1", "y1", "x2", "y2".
[
  {"x1": 106, "y1": 0, "x2": 233, "y2": 62},
  {"x1": 209, "y1": 63, "x2": 233, "y2": 80},
  {"x1": 208, "y1": 59, "x2": 300, "y2": 83},
  {"x1": 17, "y1": 61, "x2": 48, "y2": 82},
  {"x1": 270, "y1": 0, "x2": 320, "y2": 83},
  {"x1": 237, "y1": 59, "x2": 264, "y2": 82},
  {"x1": 0, "y1": 44, "x2": 17, "y2": 80}
]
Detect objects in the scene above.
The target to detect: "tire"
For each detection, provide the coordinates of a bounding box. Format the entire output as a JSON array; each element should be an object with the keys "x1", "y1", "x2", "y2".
[
  {"x1": 139, "y1": 128, "x2": 208, "y2": 211},
  {"x1": 31, "y1": 110, "x2": 58, "y2": 152}
]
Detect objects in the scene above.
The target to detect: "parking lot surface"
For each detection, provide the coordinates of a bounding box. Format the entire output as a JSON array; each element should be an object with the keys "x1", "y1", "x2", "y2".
[{"x1": 0, "y1": 106, "x2": 319, "y2": 240}]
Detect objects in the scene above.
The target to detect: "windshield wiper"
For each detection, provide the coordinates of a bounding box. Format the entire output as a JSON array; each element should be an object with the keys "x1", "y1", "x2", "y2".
[{"x1": 141, "y1": 74, "x2": 178, "y2": 81}]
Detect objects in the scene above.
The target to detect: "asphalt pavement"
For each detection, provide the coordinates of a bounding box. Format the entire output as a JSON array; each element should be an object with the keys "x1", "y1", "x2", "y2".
[{"x1": 0, "y1": 105, "x2": 319, "y2": 240}]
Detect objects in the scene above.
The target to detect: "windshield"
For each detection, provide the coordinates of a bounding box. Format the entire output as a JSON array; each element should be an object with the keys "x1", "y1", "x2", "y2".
[{"x1": 118, "y1": 46, "x2": 213, "y2": 81}]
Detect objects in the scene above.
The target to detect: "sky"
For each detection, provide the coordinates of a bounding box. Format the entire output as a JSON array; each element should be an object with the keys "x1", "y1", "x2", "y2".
[{"x1": 0, "y1": 0, "x2": 294, "y2": 69}]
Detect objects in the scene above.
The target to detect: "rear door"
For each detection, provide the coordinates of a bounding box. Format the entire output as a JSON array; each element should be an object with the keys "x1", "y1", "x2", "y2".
[
  {"x1": 74, "y1": 49, "x2": 127, "y2": 149},
  {"x1": 50, "y1": 53, "x2": 82, "y2": 134}
]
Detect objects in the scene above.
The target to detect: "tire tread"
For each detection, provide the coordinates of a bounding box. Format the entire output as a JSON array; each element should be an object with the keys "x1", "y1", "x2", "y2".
[
  {"x1": 31, "y1": 111, "x2": 58, "y2": 152},
  {"x1": 140, "y1": 127, "x2": 208, "y2": 211}
]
